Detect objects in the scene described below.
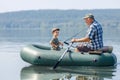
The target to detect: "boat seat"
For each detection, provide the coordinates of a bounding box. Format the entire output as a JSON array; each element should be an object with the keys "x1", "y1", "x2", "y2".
[
  {"x1": 101, "y1": 46, "x2": 113, "y2": 53},
  {"x1": 89, "y1": 46, "x2": 113, "y2": 54},
  {"x1": 89, "y1": 50, "x2": 102, "y2": 54}
]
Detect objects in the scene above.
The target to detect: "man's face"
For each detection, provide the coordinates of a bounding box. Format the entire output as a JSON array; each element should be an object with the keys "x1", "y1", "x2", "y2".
[{"x1": 84, "y1": 18, "x2": 93, "y2": 26}]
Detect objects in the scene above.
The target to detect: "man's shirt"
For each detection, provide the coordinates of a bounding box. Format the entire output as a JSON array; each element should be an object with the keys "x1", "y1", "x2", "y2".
[{"x1": 86, "y1": 20, "x2": 103, "y2": 50}]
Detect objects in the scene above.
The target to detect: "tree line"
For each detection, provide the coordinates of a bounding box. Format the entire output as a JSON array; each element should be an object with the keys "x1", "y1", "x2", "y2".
[{"x1": 0, "y1": 9, "x2": 120, "y2": 41}]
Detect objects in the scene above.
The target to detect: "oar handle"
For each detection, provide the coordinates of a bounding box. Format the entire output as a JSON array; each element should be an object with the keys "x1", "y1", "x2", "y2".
[
  {"x1": 64, "y1": 41, "x2": 75, "y2": 48},
  {"x1": 64, "y1": 41, "x2": 69, "y2": 45}
]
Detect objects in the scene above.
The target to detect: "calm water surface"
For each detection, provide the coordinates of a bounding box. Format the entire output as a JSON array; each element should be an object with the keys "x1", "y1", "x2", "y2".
[{"x1": 0, "y1": 41, "x2": 120, "y2": 80}]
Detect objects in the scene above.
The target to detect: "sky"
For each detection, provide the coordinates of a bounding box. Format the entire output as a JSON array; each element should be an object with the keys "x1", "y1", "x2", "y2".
[{"x1": 0, "y1": 0, "x2": 120, "y2": 13}]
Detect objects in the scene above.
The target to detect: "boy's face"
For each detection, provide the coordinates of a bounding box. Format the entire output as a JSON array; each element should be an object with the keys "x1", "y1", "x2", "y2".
[{"x1": 53, "y1": 30, "x2": 59, "y2": 36}]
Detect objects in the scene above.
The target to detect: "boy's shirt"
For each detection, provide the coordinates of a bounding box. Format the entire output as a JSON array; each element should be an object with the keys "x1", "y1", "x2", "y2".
[{"x1": 50, "y1": 37, "x2": 60, "y2": 50}]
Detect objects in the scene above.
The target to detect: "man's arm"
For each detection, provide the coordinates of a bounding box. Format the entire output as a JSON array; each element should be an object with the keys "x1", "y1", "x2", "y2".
[{"x1": 71, "y1": 37, "x2": 91, "y2": 42}]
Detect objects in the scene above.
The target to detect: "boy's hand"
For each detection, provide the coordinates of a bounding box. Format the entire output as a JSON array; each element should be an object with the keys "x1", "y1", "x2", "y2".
[
  {"x1": 60, "y1": 42, "x2": 63, "y2": 46},
  {"x1": 61, "y1": 43, "x2": 63, "y2": 46}
]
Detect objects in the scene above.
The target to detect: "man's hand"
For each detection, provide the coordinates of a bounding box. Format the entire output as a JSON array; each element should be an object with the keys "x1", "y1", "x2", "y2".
[{"x1": 71, "y1": 38, "x2": 77, "y2": 42}]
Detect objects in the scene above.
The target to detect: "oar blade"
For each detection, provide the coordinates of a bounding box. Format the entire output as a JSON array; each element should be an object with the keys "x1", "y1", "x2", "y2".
[{"x1": 53, "y1": 61, "x2": 60, "y2": 69}]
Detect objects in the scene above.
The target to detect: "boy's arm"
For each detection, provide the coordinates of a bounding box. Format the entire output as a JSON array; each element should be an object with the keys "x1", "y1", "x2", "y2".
[
  {"x1": 50, "y1": 40, "x2": 58, "y2": 48},
  {"x1": 59, "y1": 41, "x2": 63, "y2": 46}
]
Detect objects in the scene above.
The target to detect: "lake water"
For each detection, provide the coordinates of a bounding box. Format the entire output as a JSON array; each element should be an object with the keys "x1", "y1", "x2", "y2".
[{"x1": 0, "y1": 29, "x2": 120, "y2": 80}]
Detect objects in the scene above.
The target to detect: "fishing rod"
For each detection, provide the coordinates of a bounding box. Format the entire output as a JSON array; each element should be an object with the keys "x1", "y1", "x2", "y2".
[{"x1": 63, "y1": 29, "x2": 83, "y2": 44}]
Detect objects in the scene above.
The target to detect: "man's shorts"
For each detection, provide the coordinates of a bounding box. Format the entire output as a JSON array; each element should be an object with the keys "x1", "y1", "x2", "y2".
[{"x1": 76, "y1": 44, "x2": 92, "y2": 52}]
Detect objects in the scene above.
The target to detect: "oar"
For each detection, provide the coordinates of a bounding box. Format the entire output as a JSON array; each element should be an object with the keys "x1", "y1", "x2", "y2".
[
  {"x1": 53, "y1": 29, "x2": 83, "y2": 69},
  {"x1": 53, "y1": 42, "x2": 73, "y2": 69}
]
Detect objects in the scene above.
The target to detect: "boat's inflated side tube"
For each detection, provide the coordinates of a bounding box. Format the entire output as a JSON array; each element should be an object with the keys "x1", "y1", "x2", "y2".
[{"x1": 20, "y1": 44, "x2": 117, "y2": 66}]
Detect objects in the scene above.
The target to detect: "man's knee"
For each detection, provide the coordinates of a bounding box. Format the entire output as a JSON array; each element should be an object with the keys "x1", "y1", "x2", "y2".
[{"x1": 74, "y1": 48, "x2": 80, "y2": 52}]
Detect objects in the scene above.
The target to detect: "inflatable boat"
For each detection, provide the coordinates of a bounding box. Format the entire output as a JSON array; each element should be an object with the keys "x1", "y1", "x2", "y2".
[{"x1": 20, "y1": 44, "x2": 117, "y2": 66}]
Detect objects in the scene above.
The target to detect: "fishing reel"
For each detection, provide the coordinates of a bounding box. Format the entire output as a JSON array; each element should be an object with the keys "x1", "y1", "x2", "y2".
[{"x1": 64, "y1": 41, "x2": 76, "y2": 48}]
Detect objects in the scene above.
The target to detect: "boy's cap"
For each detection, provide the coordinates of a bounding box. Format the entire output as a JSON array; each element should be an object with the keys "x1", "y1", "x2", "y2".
[
  {"x1": 52, "y1": 28, "x2": 60, "y2": 33},
  {"x1": 83, "y1": 14, "x2": 94, "y2": 19}
]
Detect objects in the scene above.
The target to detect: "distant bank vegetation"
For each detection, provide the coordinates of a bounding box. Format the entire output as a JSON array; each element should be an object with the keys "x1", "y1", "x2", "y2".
[{"x1": 0, "y1": 9, "x2": 120, "y2": 40}]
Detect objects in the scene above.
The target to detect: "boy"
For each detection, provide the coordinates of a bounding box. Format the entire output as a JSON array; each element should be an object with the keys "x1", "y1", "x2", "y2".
[{"x1": 50, "y1": 28, "x2": 63, "y2": 50}]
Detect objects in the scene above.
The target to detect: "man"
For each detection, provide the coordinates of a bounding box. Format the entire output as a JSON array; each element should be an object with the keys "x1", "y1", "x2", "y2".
[{"x1": 71, "y1": 14, "x2": 103, "y2": 52}]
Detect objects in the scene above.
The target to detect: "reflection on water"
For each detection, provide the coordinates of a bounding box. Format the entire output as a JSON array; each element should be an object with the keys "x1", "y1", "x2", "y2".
[{"x1": 21, "y1": 66, "x2": 116, "y2": 80}]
